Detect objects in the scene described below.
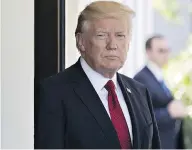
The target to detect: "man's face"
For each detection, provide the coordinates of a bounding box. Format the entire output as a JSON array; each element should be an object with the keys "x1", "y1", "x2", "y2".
[
  {"x1": 147, "y1": 38, "x2": 170, "y2": 68},
  {"x1": 79, "y1": 18, "x2": 130, "y2": 76}
]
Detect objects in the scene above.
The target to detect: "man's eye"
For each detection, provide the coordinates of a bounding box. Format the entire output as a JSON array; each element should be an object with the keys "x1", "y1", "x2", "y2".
[
  {"x1": 96, "y1": 34, "x2": 107, "y2": 39},
  {"x1": 97, "y1": 34, "x2": 105, "y2": 37},
  {"x1": 117, "y1": 34, "x2": 125, "y2": 37}
]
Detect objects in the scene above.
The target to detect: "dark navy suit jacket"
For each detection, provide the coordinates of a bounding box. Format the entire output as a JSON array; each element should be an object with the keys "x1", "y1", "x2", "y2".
[
  {"x1": 134, "y1": 66, "x2": 184, "y2": 149},
  {"x1": 35, "y1": 60, "x2": 161, "y2": 149}
]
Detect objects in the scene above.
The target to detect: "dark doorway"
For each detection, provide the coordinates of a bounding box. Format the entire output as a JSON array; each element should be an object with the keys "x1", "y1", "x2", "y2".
[
  {"x1": 35, "y1": 0, "x2": 65, "y2": 81},
  {"x1": 34, "y1": 0, "x2": 65, "y2": 147}
]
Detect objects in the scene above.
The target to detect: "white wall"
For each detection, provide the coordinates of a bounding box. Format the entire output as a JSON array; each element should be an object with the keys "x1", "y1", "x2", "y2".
[
  {"x1": 0, "y1": 0, "x2": 2, "y2": 148},
  {"x1": 1, "y1": 0, "x2": 34, "y2": 148},
  {"x1": 154, "y1": 0, "x2": 191, "y2": 55},
  {"x1": 122, "y1": 0, "x2": 154, "y2": 77},
  {"x1": 65, "y1": 0, "x2": 80, "y2": 67}
]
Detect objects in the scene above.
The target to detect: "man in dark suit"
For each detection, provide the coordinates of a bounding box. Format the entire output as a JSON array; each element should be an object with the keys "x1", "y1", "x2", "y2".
[
  {"x1": 134, "y1": 35, "x2": 186, "y2": 149},
  {"x1": 35, "y1": 1, "x2": 160, "y2": 149}
]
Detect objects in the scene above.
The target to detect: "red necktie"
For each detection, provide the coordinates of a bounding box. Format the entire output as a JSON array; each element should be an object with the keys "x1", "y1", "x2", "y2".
[{"x1": 105, "y1": 80, "x2": 131, "y2": 149}]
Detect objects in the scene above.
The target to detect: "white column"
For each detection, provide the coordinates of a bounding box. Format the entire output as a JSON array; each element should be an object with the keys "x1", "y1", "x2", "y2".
[
  {"x1": 134, "y1": 0, "x2": 146, "y2": 72},
  {"x1": 65, "y1": 0, "x2": 92, "y2": 68},
  {"x1": 121, "y1": 0, "x2": 154, "y2": 77},
  {"x1": 120, "y1": 0, "x2": 137, "y2": 77},
  {"x1": 146, "y1": 0, "x2": 154, "y2": 36},
  {"x1": 65, "y1": 0, "x2": 80, "y2": 68},
  {"x1": 1, "y1": 0, "x2": 34, "y2": 148},
  {"x1": 0, "y1": 0, "x2": 2, "y2": 148}
]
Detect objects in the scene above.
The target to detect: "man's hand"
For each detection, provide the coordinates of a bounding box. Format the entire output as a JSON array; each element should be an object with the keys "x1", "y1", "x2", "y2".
[{"x1": 167, "y1": 100, "x2": 187, "y2": 118}]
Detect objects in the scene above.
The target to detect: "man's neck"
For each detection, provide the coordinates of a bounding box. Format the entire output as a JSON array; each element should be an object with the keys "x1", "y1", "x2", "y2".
[{"x1": 147, "y1": 60, "x2": 163, "y2": 81}]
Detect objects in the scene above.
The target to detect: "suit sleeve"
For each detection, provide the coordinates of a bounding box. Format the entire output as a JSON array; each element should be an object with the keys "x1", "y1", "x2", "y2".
[
  {"x1": 153, "y1": 107, "x2": 174, "y2": 126},
  {"x1": 134, "y1": 75, "x2": 174, "y2": 126},
  {"x1": 145, "y1": 88, "x2": 161, "y2": 149},
  {"x1": 35, "y1": 83, "x2": 66, "y2": 149},
  {"x1": 148, "y1": 90, "x2": 175, "y2": 126}
]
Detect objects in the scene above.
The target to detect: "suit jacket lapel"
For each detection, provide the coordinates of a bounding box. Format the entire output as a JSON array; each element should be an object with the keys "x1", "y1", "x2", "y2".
[
  {"x1": 145, "y1": 67, "x2": 163, "y2": 89},
  {"x1": 145, "y1": 66, "x2": 173, "y2": 99},
  {"x1": 117, "y1": 74, "x2": 141, "y2": 149},
  {"x1": 72, "y1": 60, "x2": 121, "y2": 149}
]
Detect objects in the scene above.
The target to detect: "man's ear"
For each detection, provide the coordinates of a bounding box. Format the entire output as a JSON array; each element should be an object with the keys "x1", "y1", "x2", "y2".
[{"x1": 76, "y1": 33, "x2": 85, "y2": 52}]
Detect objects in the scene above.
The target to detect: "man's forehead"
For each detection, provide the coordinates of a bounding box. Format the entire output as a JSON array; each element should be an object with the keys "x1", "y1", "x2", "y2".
[
  {"x1": 90, "y1": 20, "x2": 129, "y2": 32},
  {"x1": 152, "y1": 38, "x2": 168, "y2": 46},
  {"x1": 95, "y1": 28, "x2": 127, "y2": 32},
  {"x1": 92, "y1": 17, "x2": 128, "y2": 25}
]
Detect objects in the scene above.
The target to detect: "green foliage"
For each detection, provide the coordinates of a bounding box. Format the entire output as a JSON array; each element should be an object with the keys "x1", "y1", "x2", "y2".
[
  {"x1": 152, "y1": 0, "x2": 192, "y2": 24},
  {"x1": 164, "y1": 37, "x2": 192, "y2": 148},
  {"x1": 152, "y1": 0, "x2": 181, "y2": 23},
  {"x1": 183, "y1": 117, "x2": 192, "y2": 148},
  {"x1": 152, "y1": 0, "x2": 192, "y2": 147}
]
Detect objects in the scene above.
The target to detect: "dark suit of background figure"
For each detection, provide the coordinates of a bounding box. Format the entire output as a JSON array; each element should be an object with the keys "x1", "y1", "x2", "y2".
[{"x1": 134, "y1": 66, "x2": 184, "y2": 149}]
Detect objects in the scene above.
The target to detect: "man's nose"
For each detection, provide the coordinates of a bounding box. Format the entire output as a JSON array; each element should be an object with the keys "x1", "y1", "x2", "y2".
[{"x1": 106, "y1": 35, "x2": 117, "y2": 50}]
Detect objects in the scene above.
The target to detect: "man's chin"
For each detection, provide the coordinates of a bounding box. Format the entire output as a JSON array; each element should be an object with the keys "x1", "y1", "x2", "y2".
[{"x1": 103, "y1": 65, "x2": 122, "y2": 72}]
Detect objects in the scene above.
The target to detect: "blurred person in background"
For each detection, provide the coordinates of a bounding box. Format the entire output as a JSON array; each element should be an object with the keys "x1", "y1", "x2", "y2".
[
  {"x1": 35, "y1": 1, "x2": 161, "y2": 149},
  {"x1": 134, "y1": 35, "x2": 187, "y2": 149}
]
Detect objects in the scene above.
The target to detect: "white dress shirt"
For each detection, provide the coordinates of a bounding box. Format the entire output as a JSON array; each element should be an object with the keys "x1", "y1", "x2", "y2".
[
  {"x1": 80, "y1": 57, "x2": 133, "y2": 142},
  {"x1": 147, "y1": 60, "x2": 163, "y2": 82},
  {"x1": 147, "y1": 60, "x2": 171, "y2": 91}
]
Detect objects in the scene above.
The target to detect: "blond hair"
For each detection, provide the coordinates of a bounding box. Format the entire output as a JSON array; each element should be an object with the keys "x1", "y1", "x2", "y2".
[{"x1": 75, "y1": 1, "x2": 135, "y2": 35}]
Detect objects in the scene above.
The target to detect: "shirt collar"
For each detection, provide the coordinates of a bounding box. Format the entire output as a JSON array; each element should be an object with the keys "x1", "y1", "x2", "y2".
[
  {"x1": 80, "y1": 57, "x2": 118, "y2": 92},
  {"x1": 147, "y1": 60, "x2": 163, "y2": 81}
]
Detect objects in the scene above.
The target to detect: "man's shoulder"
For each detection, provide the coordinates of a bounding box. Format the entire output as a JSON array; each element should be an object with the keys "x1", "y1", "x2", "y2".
[
  {"x1": 40, "y1": 64, "x2": 79, "y2": 89},
  {"x1": 134, "y1": 66, "x2": 148, "y2": 78},
  {"x1": 119, "y1": 73, "x2": 146, "y2": 91},
  {"x1": 119, "y1": 74, "x2": 150, "y2": 106}
]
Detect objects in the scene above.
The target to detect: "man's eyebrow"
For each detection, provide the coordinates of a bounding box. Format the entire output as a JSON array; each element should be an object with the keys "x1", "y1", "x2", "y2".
[
  {"x1": 95, "y1": 30, "x2": 108, "y2": 33},
  {"x1": 96, "y1": 30, "x2": 108, "y2": 33},
  {"x1": 116, "y1": 31, "x2": 126, "y2": 33}
]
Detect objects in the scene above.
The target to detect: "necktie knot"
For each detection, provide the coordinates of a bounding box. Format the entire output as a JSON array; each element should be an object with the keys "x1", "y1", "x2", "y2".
[{"x1": 105, "y1": 80, "x2": 115, "y2": 92}]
